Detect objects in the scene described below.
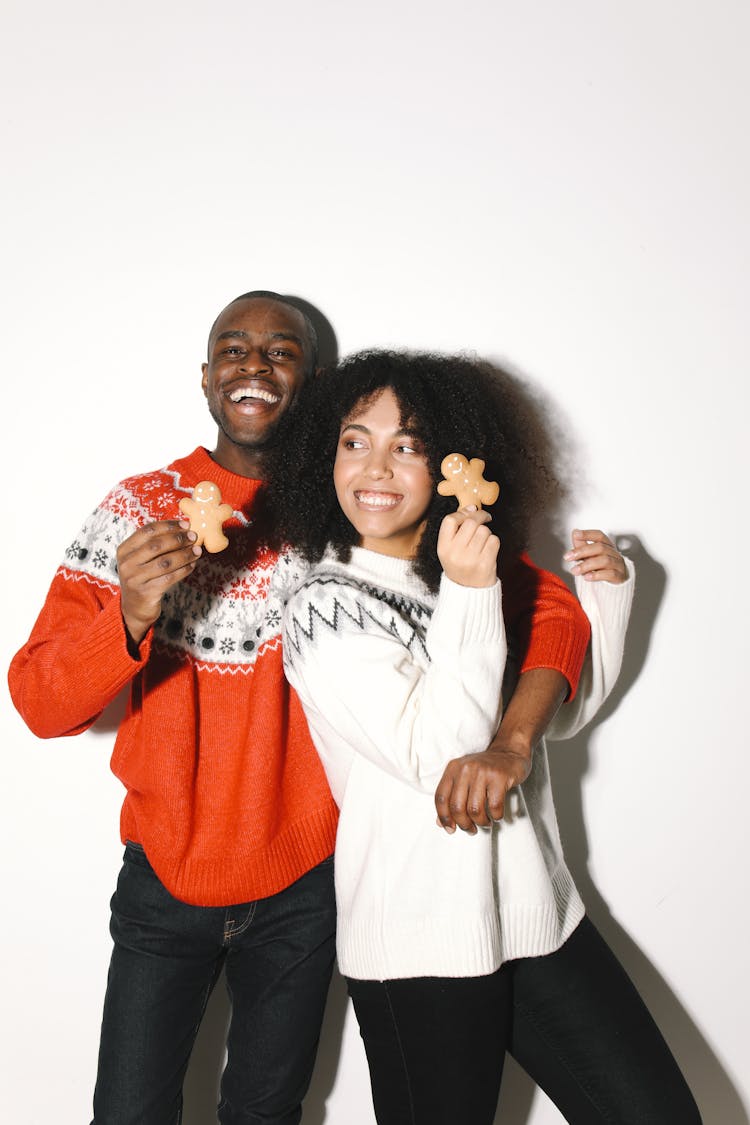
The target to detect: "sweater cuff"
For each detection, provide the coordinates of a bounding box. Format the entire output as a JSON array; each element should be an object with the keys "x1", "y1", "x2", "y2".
[
  {"x1": 77, "y1": 594, "x2": 153, "y2": 673},
  {"x1": 574, "y1": 556, "x2": 635, "y2": 634},
  {"x1": 519, "y1": 615, "x2": 591, "y2": 701},
  {"x1": 431, "y1": 575, "x2": 505, "y2": 647}
]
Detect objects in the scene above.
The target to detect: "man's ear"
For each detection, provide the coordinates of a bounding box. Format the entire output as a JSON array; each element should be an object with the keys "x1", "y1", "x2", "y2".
[{"x1": 201, "y1": 363, "x2": 208, "y2": 395}]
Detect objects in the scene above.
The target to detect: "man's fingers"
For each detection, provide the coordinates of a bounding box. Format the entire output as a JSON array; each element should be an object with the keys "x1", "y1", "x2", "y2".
[
  {"x1": 435, "y1": 772, "x2": 458, "y2": 834},
  {"x1": 117, "y1": 521, "x2": 198, "y2": 567},
  {"x1": 485, "y1": 776, "x2": 509, "y2": 822},
  {"x1": 442, "y1": 770, "x2": 478, "y2": 834}
]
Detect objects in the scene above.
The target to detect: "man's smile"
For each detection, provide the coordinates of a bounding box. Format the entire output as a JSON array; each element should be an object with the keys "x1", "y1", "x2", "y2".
[{"x1": 227, "y1": 382, "x2": 282, "y2": 406}]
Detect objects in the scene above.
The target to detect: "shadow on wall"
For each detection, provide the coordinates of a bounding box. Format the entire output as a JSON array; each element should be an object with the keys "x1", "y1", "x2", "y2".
[{"x1": 493, "y1": 530, "x2": 748, "y2": 1125}]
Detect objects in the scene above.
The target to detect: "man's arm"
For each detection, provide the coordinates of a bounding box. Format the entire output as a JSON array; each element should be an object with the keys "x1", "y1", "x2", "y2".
[
  {"x1": 435, "y1": 667, "x2": 567, "y2": 834},
  {"x1": 8, "y1": 518, "x2": 201, "y2": 738},
  {"x1": 435, "y1": 531, "x2": 629, "y2": 833}
]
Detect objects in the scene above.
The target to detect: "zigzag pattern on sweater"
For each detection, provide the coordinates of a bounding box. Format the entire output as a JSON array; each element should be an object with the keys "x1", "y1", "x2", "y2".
[{"x1": 284, "y1": 571, "x2": 431, "y2": 663}]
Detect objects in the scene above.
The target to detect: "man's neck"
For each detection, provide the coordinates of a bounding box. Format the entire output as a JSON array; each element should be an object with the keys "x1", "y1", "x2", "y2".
[{"x1": 208, "y1": 441, "x2": 267, "y2": 480}]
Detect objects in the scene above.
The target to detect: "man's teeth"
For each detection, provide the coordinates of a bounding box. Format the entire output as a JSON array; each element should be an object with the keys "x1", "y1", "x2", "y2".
[{"x1": 228, "y1": 387, "x2": 281, "y2": 404}]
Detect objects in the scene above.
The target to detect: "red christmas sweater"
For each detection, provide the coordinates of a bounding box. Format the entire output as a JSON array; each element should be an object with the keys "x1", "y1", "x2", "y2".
[{"x1": 9, "y1": 447, "x2": 589, "y2": 907}]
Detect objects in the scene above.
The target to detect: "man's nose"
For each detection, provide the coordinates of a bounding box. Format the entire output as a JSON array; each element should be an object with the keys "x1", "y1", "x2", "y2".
[{"x1": 239, "y1": 349, "x2": 270, "y2": 374}]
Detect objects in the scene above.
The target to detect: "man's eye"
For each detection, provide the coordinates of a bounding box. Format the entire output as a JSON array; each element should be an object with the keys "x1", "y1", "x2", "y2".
[
  {"x1": 342, "y1": 438, "x2": 365, "y2": 450},
  {"x1": 224, "y1": 346, "x2": 244, "y2": 356},
  {"x1": 269, "y1": 348, "x2": 293, "y2": 358}
]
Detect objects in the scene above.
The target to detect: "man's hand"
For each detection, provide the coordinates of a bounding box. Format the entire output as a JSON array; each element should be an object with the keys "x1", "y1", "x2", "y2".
[
  {"x1": 434, "y1": 668, "x2": 568, "y2": 834},
  {"x1": 117, "y1": 520, "x2": 202, "y2": 647},
  {"x1": 434, "y1": 745, "x2": 532, "y2": 835}
]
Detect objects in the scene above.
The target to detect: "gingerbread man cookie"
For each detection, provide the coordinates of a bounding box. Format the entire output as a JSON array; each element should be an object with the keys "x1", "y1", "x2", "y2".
[
  {"x1": 178, "y1": 481, "x2": 233, "y2": 553},
  {"x1": 437, "y1": 454, "x2": 499, "y2": 510}
]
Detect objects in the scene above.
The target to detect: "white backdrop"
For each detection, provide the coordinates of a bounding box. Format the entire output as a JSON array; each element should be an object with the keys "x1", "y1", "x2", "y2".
[{"x1": 2, "y1": 1, "x2": 748, "y2": 1122}]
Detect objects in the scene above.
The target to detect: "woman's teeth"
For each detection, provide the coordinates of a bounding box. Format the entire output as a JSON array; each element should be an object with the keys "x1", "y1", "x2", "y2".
[{"x1": 355, "y1": 492, "x2": 400, "y2": 508}]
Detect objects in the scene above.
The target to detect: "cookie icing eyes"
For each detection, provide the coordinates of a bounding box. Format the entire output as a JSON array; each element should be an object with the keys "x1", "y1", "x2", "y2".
[{"x1": 436, "y1": 454, "x2": 499, "y2": 510}]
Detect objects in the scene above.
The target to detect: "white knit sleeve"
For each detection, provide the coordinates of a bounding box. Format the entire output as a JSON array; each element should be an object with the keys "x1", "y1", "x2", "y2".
[
  {"x1": 547, "y1": 557, "x2": 635, "y2": 741},
  {"x1": 283, "y1": 574, "x2": 506, "y2": 793}
]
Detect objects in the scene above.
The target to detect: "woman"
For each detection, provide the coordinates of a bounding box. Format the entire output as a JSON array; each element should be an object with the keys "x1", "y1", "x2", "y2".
[{"x1": 269, "y1": 350, "x2": 700, "y2": 1124}]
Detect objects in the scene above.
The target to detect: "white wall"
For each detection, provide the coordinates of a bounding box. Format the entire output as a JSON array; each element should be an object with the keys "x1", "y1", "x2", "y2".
[{"x1": 2, "y1": 1, "x2": 747, "y2": 1122}]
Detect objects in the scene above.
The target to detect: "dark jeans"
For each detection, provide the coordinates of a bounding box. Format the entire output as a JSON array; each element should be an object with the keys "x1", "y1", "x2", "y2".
[
  {"x1": 91, "y1": 843, "x2": 336, "y2": 1125},
  {"x1": 348, "y1": 916, "x2": 702, "y2": 1125}
]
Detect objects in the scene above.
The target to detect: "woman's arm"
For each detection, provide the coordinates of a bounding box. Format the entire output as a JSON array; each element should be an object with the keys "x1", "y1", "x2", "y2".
[
  {"x1": 548, "y1": 531, "x2": 634, "y2": 740},
  {"x1": 283, "y1": 568, "x2": 506, "y2": 793}
]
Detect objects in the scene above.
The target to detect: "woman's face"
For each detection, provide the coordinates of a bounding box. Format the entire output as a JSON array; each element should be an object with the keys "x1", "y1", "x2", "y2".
[{"x1": 333, "y1": 387, "x2": 433, "y2": 559}]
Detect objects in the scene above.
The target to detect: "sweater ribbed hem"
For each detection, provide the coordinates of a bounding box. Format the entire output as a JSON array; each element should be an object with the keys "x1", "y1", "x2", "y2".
[
  {"x1": 338, "y1": 865, "x2": 585, "y2": 981},
  {"x1": 499, "y1": 865, "x2": 585, "y2": 960},
  {"x1": 121, "y1": 799, "x2": 339, "y2": 907},
  {"x1": 338, "y1": 912, "x2": 504, "y2": 981}
]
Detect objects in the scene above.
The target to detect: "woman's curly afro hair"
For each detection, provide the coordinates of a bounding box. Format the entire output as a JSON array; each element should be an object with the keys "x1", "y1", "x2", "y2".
[{"x1": 262, "y1": 349, "x2": 566, "y2": 592}]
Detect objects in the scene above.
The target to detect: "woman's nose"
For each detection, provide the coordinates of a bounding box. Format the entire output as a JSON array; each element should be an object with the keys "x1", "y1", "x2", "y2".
[{"x1": 364, "y1": 452, "x2": 393, "y2": 479}]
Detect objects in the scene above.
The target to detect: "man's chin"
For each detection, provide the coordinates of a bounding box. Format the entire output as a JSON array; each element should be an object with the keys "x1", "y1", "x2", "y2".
[{"x1": 217, "y1": 414, "x2": 285, "y2": 453}]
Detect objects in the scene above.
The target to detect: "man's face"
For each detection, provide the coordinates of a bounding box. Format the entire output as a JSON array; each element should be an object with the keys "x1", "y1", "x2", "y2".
[{"x1": 202, "y1": 297, "x2": 313, "y2": 470}]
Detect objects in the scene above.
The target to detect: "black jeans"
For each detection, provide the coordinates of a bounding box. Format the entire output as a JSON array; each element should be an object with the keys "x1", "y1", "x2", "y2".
[
  {"x1": 347, "y1": 916, "x2": 702, "y2": 1125},
  {"x1": 91, "y1": 843, "x2": 336, "y2": 1125}
]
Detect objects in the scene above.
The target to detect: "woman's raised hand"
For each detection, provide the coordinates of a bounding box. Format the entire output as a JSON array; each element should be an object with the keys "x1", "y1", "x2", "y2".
[{"x1": 436, "y1": 507, "x2": 500, "y2": 588}]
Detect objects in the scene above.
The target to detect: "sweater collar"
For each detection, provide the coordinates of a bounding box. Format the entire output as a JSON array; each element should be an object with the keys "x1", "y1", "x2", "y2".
[
  {"x1": 179, "y1": 447, "x2": 264, "y2": 515},
  {"x1": 323, "y1": 545, "x2": 433, "y2": 601}
]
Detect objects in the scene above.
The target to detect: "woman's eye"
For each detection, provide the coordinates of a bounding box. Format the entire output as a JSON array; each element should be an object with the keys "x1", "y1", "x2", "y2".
[{"x1": 342, "y1": 438, "x2": 365, "y2": 450}]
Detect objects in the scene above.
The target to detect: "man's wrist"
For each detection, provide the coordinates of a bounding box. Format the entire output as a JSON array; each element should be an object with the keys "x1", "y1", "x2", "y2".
[
  {"x1": 122, "y1": 612, "x2": 151, "y2": 658},
  {"x1": 486, "y1": 734, "x2": 533, "y2": 764}
]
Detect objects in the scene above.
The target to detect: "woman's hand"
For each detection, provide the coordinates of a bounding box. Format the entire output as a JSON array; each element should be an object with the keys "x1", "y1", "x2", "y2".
[
  {"x1": 437, "y1": 507, "x2": 500, "y2": 588},
  {"x1": 564, "y1": 529, "x2": 628, "y2": 584}
]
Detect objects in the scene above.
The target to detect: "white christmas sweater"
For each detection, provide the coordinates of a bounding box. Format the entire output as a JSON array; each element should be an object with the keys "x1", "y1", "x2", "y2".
[{"x1": 283, "y1": 546, "x2": 634, "y2": 980}]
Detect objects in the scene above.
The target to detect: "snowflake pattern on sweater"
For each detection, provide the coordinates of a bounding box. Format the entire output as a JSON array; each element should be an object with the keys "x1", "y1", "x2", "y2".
[{"x1": 59, "y1": 464, "x2": 307, "y2": 671}]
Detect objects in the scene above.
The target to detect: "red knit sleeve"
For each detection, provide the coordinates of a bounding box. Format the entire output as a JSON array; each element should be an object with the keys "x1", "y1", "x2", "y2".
[
  {"x1": 8, "y1": 568, "x2": 151, "y2": 739},
  {"x1": 502, "y1": 553, "x2": 590, "y2": 700}
]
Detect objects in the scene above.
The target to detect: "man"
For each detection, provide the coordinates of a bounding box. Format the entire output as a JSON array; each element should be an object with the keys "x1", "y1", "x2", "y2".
[{"x1": 8, "y1": 291, "x2": 589, "y2": 1124}]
